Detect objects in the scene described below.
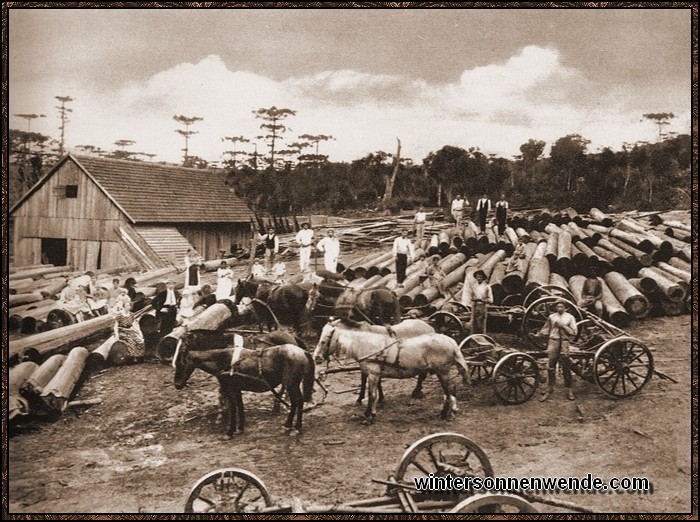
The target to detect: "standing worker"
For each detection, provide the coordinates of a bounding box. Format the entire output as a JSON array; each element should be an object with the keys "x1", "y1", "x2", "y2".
[
  {"x1": 260, "y1": 227, "x2": 279, "y2": 273},
  {"x1": 463, "y1": 270, "x2": 493, "y2": 334},
  {"x1": 295, "y1": 222, "x2": 315, "y2": 273},
  {"x1": 392, "y1": 229, "x2": 415, "y2": 288},
  {"x1": 451, "y1": 194, "x2": 466, "y2": 228},
  {"x1": 414, "y1": 206, "x2": 427, "y2": 244},
  {"x1": 537, "y1": 300, "x2": 578, "y2": 401},
  {"x1": 475, "y1": 194, "x2": 492, "y2": 235},
  {"x1": 495, "y1": 194, "x2": 509, "y2": 237},
  {"x1": 316, "y1": 228, "x2": 341, "y2": 273}
]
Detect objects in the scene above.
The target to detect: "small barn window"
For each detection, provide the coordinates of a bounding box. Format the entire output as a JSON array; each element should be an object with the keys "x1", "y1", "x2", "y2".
[{"x1": 65, "y1": 185, "x2": 78, "y2": 198}]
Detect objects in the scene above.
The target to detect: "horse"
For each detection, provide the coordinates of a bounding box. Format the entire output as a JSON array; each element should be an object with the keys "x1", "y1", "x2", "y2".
[
  {"x1": 348, "y1": 319, "x2": 435, "y2": 404},
  {"x1": 313, "y1": 319, "x2": 470, "y2": 424},
  {"x1": 333, "y1": 286, "x2": 402, "y2": 326},
  {"x1": 173, "y1": 334, "x2": 315, "y2": 436},
  {"x1": 234, "y1": 279, "x2": 310, "y2": 332}
]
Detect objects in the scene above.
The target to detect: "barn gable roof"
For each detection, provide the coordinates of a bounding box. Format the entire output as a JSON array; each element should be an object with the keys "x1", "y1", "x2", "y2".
[{"x1": 11, "y1": 154, "x2": 254, "y2": 224}]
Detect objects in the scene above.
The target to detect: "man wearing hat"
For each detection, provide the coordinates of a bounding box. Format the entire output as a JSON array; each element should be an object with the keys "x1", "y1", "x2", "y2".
[
  {"x1": 463, "y1": 269, "x2": 493, "y2": 334},
  {"x1": 537, "y1": 300, "x2": 578, "y2": 401},
  {"x1": 295, "y1": 222, "x2": 315, "y2": 273},
  {"x1": 451, "y1": 194, "x2": 466, "y2": 228},
  {"x1": 152, "y1": 279, "x2": 181, "y2": 336}
]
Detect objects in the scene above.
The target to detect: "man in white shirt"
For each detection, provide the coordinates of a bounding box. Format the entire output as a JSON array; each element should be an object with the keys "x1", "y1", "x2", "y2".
[
  {"x1": 463, "y1": 270, "x2": 493, "y2": 334},
  {"x1": 392, "y1": 229, "x2": 415, "y2": 287},
  {"x1": 316, "y1": 229, "x2": 340, "y2": 273},
  {"x1": 295, "y1": 222, "x2": 315, "y2": 273},
  {"x1": 414, "y1": 206, "x2": 427, "y2": 243},
  {"x1": 451, "y1": 195, "x2": 466, "y2": 228},
  {"x1": 476, "y1": 194, "x2": 492, "y2": 234}
]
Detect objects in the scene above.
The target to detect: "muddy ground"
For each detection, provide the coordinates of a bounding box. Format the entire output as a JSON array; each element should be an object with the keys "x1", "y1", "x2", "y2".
[{"x1": 7, "y1": 305, "x2": 693, "y2": 515}]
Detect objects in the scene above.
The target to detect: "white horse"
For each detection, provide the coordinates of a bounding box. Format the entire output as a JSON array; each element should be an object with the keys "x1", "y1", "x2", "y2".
[{"x1": 314, "y1": 319, "x2": 470, "y2": 424}]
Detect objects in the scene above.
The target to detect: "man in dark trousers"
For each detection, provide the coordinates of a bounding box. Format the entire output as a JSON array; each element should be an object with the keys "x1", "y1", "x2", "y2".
[
  {"x1": 494, "y1": 194, "x2": 509, "y2": 237},
  {"x1": 152, "y1": 279, "x2": 181, "y2": 336},
  {"x1": 260, "y1": 227, "x2": 279, "y2": 273},
  {"x1": 475, "y1": 193, "x2": 492, "y2": 234}
]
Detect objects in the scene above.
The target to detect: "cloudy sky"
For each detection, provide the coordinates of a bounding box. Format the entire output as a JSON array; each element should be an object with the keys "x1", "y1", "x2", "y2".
[{"x1": 9, "y1": 8, "x2": 692, "y2": 165}]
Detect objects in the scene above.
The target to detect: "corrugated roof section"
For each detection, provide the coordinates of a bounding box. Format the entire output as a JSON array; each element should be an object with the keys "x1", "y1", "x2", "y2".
[{"x1": 74, "y1": 156, "x2": 253, "y2": 224}]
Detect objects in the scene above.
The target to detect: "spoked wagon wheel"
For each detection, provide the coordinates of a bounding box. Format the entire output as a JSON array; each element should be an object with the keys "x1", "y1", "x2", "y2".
[
  {"x1": 458, "y1": 334, "x2": 497, "y2": 382},
  {"x1": 428, "y1": 311, "x2": 464, "y2": 341},
  {"x1": 522, "y1": 296, "x2": 582, "y2": 350},
  {"x1": 523, "y1": 285, "x2": 576, "y2": 309},
  {"x1": 184, "y1": 468, "x2": 272, "y2": 513},
  {"x1": 492, "y1": 352, "x2": 540, "y2": 404},
  {"x1": 393, "y1": 433, "x2": 494, "y2": 497},
  {"x1": 593, "y1": 337, "x2": 654, "y2": 399},
  {"x1": 449, "y1": 493, "x2": 539, "y2": 513}
]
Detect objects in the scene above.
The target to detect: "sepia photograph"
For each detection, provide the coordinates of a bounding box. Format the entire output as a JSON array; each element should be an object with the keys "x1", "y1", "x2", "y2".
[{"x1": 5, "y1": 4, "x2": 696, "y2": 516}]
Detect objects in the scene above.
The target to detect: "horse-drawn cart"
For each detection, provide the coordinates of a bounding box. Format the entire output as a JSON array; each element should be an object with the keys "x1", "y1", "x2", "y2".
[{"x1": 183, "y1": 432, "x2": 595, "y2": 513}]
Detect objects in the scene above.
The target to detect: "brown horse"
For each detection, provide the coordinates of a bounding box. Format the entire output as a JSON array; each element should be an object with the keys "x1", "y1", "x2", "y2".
[
  {"x1": 333, "y1": 286, "x2": 402, "y2": 326},
  {"x1": 234, "y1": 280, "x2": 310, "y2": 332},
  {"x1": 174, "y1": 333, "x2": 314, "y2": 436}
]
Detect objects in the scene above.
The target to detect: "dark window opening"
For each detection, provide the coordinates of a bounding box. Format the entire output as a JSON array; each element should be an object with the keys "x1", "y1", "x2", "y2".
[
  {"x1": 65, "y1": 185, "x2": 78, "y2": 198},
  {"x1": 41, "y1": 238, "x2": 67, "y2": 266}
]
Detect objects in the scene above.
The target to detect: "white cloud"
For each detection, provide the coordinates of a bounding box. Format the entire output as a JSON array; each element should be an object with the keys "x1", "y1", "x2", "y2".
[{"x1": 9, "y1": 48, "x2": 691, "y2": 165}]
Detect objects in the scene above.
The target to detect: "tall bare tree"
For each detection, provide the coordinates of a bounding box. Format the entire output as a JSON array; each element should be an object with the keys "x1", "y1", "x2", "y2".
[
  {"x1": 252, "y1": 106, "x2": 296, "y2": 169},
  {"x1": 174, "y1": 114, "x2": 203, "y2": 166},
  {"x1": 54, "y1": 96, "x2": 74, "y2": 157}
]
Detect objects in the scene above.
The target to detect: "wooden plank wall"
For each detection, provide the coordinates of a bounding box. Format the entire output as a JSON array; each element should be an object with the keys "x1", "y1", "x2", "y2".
[{"x1": 178, "y1": 223, "x2": 251, "y2": 260}]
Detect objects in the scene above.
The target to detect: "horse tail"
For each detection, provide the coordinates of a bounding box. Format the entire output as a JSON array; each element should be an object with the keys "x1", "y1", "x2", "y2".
[{"x1": 302, "y1": 351, "x2": 315, "y2": 403}]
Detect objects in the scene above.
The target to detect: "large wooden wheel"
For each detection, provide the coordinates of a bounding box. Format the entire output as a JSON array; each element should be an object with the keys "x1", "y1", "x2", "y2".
[
  {"x1": 492, "y1": 352, "x2": 540, "y2": 404},
  {"x1": 523, "y1": 285, "x2": 576, "y2": 309},
  {"x1": 522, "y1": 296, "x2": 583, "y2": 350},
  {"x1": 449, "y1": 493, "x2": 539, "y2": 513},
  {"x1": 593, "y1": 337, "x2": 654, "y2": 399},
  {"x1": 394, "y1": 433, "x2": 493, "y2": 497},
  {"x1": 428, "y1": 311, "x2": 464, "y2": 341},
  {"x1": 184, "y1": 468, "x2": 272, "y2": 513},
  {"x1": 443, "y1": 300, "x2": 470, "y2": 316}
]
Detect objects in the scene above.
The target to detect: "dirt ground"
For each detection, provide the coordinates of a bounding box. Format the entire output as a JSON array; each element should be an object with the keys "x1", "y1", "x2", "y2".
[{"x1": 7, "y1": 302, "x2": 693, "y2": 515}]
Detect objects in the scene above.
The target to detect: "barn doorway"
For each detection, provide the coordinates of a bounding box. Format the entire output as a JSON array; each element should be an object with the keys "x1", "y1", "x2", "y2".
[{"x1": 41, "y1": 238, "x2": 67, "y2": 266}]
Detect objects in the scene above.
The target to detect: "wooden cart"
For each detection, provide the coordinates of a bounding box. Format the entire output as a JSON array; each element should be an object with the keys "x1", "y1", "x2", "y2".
[{"x1": 183, "y1": 432, "x2": 595, "y2": 514}]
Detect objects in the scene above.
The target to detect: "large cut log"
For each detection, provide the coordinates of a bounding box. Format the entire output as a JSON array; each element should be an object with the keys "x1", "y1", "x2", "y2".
[
  {"x1": 156, "y1": 301, "x2": 243, "y2": 362},
  {"x1": 555, "y1": 229, "x2": 573, "y2": 279},
  {"x1": 200, "y1": 258, "x2": 238, "y2": 272},
  {"x1": 592, "y1": 246, "x2": 628, "y2": 275},
  {"x1": 656, "y1": 262, "x2": 691, "y2": 285},
  {"x1": 504, "y1": 227, "x2": 519, "y2": 247},
  {"x1": 489, "y1": 261, "x2": 507, "y2": 305},
  {"x1": 603, "y1": 271, "x2": 650, "y2": 319},
  {"x1": 667, "y1": 257, "x2": 691, "y2": 273},
  {"x1": 9, "y1": 292, "x2": 46, "y2": 308},
  {"x1": 427, "y1": 234, "x2": 440, "y2": 256},
  {"x1": 41, "y1": 346, "x2": 90, "y2": 412},
  {"x1": 608, "y1": 228, "x2": 653, "y2": 254},
  {"x1": 589, "y1": 208, "x2": 613, "y2": 226},
  {"x1": 571, "y1": 275, "x2": 629, "y2": 327},
  {"x1": 647, "y1": 229, "x2": 690, "y2": 261},
  {"x1": 606, "y1": 237, "x2": 652, "y2": 266},
  {"x1": 526, "y1": 242, "x2": 550, "y2": 291},
  {"x1": 355, "y1": 274, "x2": 384, "y2": 290},
  {"x1": 9, "y1": 314, "x2": 115, "y2": 359},
  {"x1": 616, "y1": 218, "x2": 648, "y2": 235},
  {"x1": 549, "y1": 272, "x2": 570, "y2": 291},
  {"x1": 515, "y1": 227, "x2": 532, "y2": 243},
  {"x1": 545, "y1": 232, "x2": 559, "y2": 267},
  {"x1": 86, "y1": 335, "x2": 118, "y2": 370},
  {"x1": 10, "y1": 361, "x2": 39, "y2": 420},
  {"x1": 502, "y1": 242, "x2": 536, "y2": 295},
  {"x1": 569, "y1": 243, "x2": 589, "y2": 275},
  {"x1": 661, "y1": 219, "x2": 691, "y2": 232},
  {"x1": 638, "y1": 267, "x2": 685, "y2": 302},
  {"x1": 22, "y1": 354, "x2": 66, "y2": 397},
  {"x1": 410, "y1": 254, "x2": 467, "y2": 307},
  {"x1": 10, "y1": 265, "x2": 73, "y2": 281}
]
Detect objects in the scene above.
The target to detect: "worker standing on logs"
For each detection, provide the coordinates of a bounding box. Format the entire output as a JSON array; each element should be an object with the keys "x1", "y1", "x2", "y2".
[
  {"x1": 295, "y1": 222, "x2": 315, "y2": 273},
  {"x1": 537, "y1": 300, "x2": 578, "y2": 402},
  {"x1": 152, "y1": 279, "x2": 180, "y2": 336},
  {"x1": 495, "y1": 194, "x2": 509, "y2": 237},
  {"x1": 475, "y1": 194, "x2": 492, "y2": 235},
  {"x1": 316, "y1": 228, "x2": 341, "y2": 273},
  {"x1": 413, "y1": 206, "x2": 427, "y2": 243},
  {"x1": 578, "y1": 267, "x2": 604, "y2": 317},
  {"x1": 451, "y1": 194, "x2": 466, "y2": 228},
  {"x1": 392, "y1": 229, "x2": 415, "y2": 288},
  {"x1": 465, "y1": 270, "x2": 493, "y2": 334}
]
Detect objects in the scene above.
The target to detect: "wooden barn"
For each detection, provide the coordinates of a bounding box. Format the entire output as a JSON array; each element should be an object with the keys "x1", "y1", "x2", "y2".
[{"x1": 10, "y1": 155, "x2": 254, "y2": 271}]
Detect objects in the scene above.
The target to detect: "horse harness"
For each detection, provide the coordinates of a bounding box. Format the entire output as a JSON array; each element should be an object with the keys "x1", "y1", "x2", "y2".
[
  {"x1": 328, "y1": 324, "x2": 404, "y2": 367},
  {"x1": 227, "y1": 336, "x2": 290, "y2": 407}
]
